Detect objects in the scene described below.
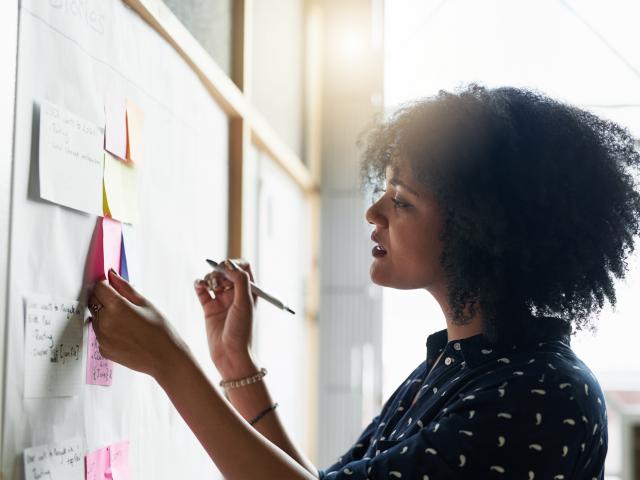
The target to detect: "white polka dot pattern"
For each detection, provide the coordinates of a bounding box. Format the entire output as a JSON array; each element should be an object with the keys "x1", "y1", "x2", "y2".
[{"x1": 317, "y1": 326, "x2": 607, "y2": 479}]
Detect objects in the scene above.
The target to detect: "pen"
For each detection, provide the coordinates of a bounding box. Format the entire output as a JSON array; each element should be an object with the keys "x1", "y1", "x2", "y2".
[{"x1": 205, "y1": 259, "x2": 296, "y2": 315}]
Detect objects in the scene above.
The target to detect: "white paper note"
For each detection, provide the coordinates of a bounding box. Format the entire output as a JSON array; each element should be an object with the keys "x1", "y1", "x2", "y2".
[
  {"x1": 38, "y1": 100, "x2": 103, "y2": 215},
  {"x1": 23, "y1": 437, "x2": 84, "y2": 480},
  {"x1": 24, "y1": 294, "x2": 84, "y2": 398}
]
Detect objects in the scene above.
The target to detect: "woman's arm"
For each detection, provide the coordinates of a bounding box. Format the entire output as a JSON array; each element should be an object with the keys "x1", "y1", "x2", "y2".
[
  {"x1": 220, "y1": 355, "x2": 320, "y2": 476},
  {"x1": 88, "y1": 270, "x2": 319, "y2": 479},
  {"x1": 194, "y1": 259, "x2": 319, "y2": 475},
  {"x1": 155, "y1": 344, "x2": 318, "y2": 480}
]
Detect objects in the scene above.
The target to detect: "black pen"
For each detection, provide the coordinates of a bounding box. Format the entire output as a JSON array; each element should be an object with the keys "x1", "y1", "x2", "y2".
[{"x1": 205, "y1": 259, "x2": 295, "y2": 315}]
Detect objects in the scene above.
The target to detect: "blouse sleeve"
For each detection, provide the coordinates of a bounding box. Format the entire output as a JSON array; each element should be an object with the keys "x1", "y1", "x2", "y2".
[
  {"x1": 317, "y1": 372, "x2": 412, "y2": 479},
  {"x1": 317, "y1": 413, "x2": 382, "y2": 479},
  {"x1": 318, "y1": 377, "x2": 590, "y2": 479}
]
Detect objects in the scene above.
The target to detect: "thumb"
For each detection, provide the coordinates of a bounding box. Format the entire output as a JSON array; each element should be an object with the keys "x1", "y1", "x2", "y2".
[{"x1": 108, "y1": 268, "x2": 146, "y2": 306}]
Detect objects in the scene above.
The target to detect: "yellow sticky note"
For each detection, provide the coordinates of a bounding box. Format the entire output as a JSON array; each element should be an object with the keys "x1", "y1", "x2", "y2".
[
  {"x1": 103, "y1": 181, "x2": 111, "y2": 217},
  {"x1": 126, "y1": 100, "x2": 144, "y2": 165},
  {"x1": 103, "y1": 152, "x2": 138, "y2": 224}
]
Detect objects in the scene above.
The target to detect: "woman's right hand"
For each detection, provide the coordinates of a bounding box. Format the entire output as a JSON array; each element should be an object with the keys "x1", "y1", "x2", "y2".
[{"x1": 193, "y1": 259, "x2": 260, "y2": 379}]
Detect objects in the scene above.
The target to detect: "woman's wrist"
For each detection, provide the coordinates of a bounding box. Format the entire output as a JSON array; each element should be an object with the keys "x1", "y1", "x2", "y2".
[{"x1": 216, "y1": 351, "x2": 260, "y2": 381}]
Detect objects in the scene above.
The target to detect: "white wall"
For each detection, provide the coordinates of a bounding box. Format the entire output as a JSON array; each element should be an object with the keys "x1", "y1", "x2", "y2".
[{"x1": 0, "y1": 0, "x2": 19, "y2": 468}]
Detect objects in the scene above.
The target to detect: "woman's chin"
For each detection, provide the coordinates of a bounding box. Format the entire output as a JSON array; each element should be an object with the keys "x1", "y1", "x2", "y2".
[{"x1": 369, "y1": 262, "x2": 391, "y2": 286}]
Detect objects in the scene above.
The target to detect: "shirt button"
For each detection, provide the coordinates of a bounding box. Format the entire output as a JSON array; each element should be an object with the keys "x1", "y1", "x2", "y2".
[
  {"x1": 453, "y1": 342, "x2": 461, "y2": 351},
  {"x1": 444, "y1": 357, "x2": 454, "y2": 366}
]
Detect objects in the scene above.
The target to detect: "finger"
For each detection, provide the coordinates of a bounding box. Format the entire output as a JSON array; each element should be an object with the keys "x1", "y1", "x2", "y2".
[
  {"x1": 222, "y1": 260, "x2": 252, "y2": 309},
  {"x1": 204, "y1": 272, "x2": 224, "y2": 289},
  {"x1": 194, "y1": 279, "x2": 215, "y2": 307},
  {"x1": 232, "y1": 258, "x2": 254, "y2": 279},
  {"x1": 92, "y1": 280, "x2": 122, "y2": 309},
  {"x1": 88, "y1": 294, "x2": 102, "y2": 316},
  {"x1": 232, "y1": 259, "x2": 258, "y2": 305},
  {"x1": 108, "y1": 268, "x2": 146, "y2": 306}
]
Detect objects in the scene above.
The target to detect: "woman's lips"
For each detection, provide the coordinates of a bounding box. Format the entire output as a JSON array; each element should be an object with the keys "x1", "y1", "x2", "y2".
[
  {"x1": 372, "y1": 245, "x2": 387, "y2": 257},
  {"x1": 371, "y1": 231, "x2": 387, "y2": 257}
]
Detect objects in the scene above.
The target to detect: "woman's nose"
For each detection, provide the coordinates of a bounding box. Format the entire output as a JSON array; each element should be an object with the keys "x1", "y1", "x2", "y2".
[{"x1": 365, "y1": 199, "x2": 386, "y2": 227}]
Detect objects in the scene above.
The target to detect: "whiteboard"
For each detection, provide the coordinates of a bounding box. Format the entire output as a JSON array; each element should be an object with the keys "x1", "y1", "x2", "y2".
[{"x1": 3, "y1": 0, "x2": 230, "y2": 478}]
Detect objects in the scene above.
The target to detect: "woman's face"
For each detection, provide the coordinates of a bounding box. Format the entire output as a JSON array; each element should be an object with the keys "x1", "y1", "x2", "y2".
[{"x1": 365, "y1": 161, "x2": 446, "y2": 290}]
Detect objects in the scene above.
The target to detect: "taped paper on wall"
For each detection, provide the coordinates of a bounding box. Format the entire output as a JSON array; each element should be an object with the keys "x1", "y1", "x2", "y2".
[
  {"x1": 24, "y1": 294, "x2": 83, "y2": 398},
  {"x1": 23, "y1": 437, "x2": 83, "y2": 480},
  {"x1": 38, "y1": 100, "x2": 103, "y2": 215}
]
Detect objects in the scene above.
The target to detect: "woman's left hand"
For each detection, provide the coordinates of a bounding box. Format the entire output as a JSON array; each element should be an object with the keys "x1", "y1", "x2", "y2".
[{"x1": 88, "y1": 268, "x2": 188, "y2": 379}]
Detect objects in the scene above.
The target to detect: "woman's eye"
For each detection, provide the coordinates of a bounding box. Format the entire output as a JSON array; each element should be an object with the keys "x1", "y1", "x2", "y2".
[{"x1": 391, "y1": 197, "x2": 410, "y2": 208}]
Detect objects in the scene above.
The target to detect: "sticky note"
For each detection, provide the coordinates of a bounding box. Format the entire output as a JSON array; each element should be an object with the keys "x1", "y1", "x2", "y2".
[
  {"x1": 103, "y1": 152, "x2": 138, "y2": 224},
  {"x1": 121, "y1": 224, "x2": 138, "y2": 284},
  {"x1": 38, "y1": 100, "x2": 103, "y2": 215},
  {"x1": 109, "y1": 441, "x2": 130, "y2": 480},
  {"x1": 104, "y1": 93, "x2": 127, "y2": 160},
  {"x1": 85, "y1": 441, "x2": 129, "y2": 480},
  {"x1": 119, "y1": 233, "x2": 129, "y2": 282},
  {"x1": 86, "y1": 321, "x2": 113, "y2": 386},
  {"x1": 125, "y1": 100, "x2": 144, "y2": 164},
  {"x1": 86, "y1": 217, "x2": 122, "y2": 284},
  {"x1": 85, "y1": 445, "x2": 110, "y2": 480},
  {"x1": 103, "y1": 217, "x2": 122, "y2": 277},
  {"x1": 24, "y1": 437, "x2": 83, "y2": 480},
  {"x1": 24, "y1": 294, "x2": 83, "y2": 398}
]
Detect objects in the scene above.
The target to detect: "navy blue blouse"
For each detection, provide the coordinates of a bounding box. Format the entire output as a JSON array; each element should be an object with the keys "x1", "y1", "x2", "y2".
[{"x1": 318, "y1": 320, "x2": 608, "y2": 479}]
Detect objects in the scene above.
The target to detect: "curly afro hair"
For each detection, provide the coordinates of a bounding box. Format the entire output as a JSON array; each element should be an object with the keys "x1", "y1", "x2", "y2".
[{"x1": 359, "y1": 83, "x2": 640, "y2": 345}]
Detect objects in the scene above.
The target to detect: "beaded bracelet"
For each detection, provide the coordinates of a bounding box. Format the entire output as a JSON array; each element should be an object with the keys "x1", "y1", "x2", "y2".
[
  {"x1": 219, "y1": 367, "x2": 267, "y2": 389},
  {"x1": 250, "y1": 402, "x2": 279, "y2": 426}
]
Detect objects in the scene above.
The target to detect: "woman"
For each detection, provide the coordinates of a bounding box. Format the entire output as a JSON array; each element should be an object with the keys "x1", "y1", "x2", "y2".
[{"x1": 88, "y1": 84, "x2": 640, "y2": 478}]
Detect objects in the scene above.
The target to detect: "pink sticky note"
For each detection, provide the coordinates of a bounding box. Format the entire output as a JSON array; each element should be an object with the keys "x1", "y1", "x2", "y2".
[
  {"x1": 104, "y1": 93, "x2": 127, "y2": 160},
  {"x1": 109, "y1": 441, "x2": 130, "y2": 480},
  {"x1": 86, "y1": 217, "x2": 122, "y2": 283},
  {"x1": 85, "y1": 445, "x2": 110, "y2": 480},
  {"x1": 102, "y1": 217, "x2": 122, "y2": 275},
  {"x1": 86, "y1": 321, "x2": 113, "y2": 386}
]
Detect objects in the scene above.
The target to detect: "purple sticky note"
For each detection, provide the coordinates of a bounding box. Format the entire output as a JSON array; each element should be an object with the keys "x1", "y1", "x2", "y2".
[
  {"x1": 85, "y1": 445, "x2": 110, "y2": 480},
  {"x1": 109, "y1": 441, "x2": 130, "y2": 480},
  {"x1": 86, "y1": 321, "x2": 113, "y2": 386},
  {"x1": 119, "y1": 233, "x2": 129, "y2": 282},
  {"x1": 104, "y1": 93, "x2": 127, "y2": 160}
]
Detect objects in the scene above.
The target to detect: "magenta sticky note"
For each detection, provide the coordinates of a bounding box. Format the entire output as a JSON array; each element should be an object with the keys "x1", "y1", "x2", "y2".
[
  {"x1": 86, "y1": 217, "x2": 122, "y2": 284},
  {"x1": 104, "y1": 93, "x2": 127, "y2": 160},
  {"x1": 102, "y1": 217, "x2": 122, "y2": 275},
  {"x1": 109, "y1": 441, "x2": 130, "y2": 480},
  {"x1": 85, "y1": 445, "x2": 110, "y2": 480},
  {"x1": 86, "y1": 321, "x2": 113, "y2": 386}
]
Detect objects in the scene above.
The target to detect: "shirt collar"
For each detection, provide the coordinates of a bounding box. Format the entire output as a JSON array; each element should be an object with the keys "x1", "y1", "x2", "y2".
[{"x1": 425, "y1": 317, "x2": 572, "y2": 369}]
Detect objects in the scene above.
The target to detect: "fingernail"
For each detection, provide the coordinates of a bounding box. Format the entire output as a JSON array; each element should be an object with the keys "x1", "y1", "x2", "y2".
[
  {"x1": 194, "y1": 279, "x2": 203, "y2": 289},
  {"x1": 222, "y1": 259, "x2": 237, "y2": 272}
]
